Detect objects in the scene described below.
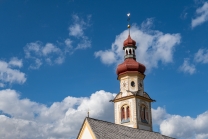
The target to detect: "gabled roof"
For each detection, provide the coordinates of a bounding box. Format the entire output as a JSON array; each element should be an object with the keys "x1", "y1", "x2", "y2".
[{"x1": 78, "y1": 117, "x2": 174, "y2": 139}]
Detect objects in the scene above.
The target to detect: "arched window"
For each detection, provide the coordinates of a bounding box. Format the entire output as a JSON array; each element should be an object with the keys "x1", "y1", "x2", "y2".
[
  {"x1": 126, "y1": 50, "x2": 128, "y2": 55},
  {"x1": 121, "y1": 105, "x2": 130, "y2": 123},
  {"x1": 146, "y1": 110, "x2": 149, "y2": 121},
  {"x1": 133, "y1": 49, "x2": 135, "y2": 54},
  {"x1": 127, "y1": 106, "x2": 130, "y2": 119},
  {"x1": 121, "y1": 107, "x2": 125, "y2": 120},
  {"x1": 129, "y1": 49, "x2": 132, "y2": 54},
  {"x1": 140, "y1": 105, "x2": 148, "y2": 123}
]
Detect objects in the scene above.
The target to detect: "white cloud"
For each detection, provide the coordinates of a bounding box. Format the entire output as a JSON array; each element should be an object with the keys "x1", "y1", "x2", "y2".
[
  {"x1": 0, "y1": 89, "x2": 208, "y2": 139},
  {"x1": 29, "y1": 58, "x2": 42, "y2": 69},
  {"x1": 68, "y1": 14, "x2": 91, "y2": 50},
  {"x1": 0, "y1": 89, "x2": 115, "y2": 139},
  {"x1": 64, "y1": 38, "x2": 73, "y2": 49},
  {"x1": 8, "y1": 57, "x2": 23, "y2": 68},
  {"x1": 42, "y1": 43, "x2": 61, "y2": 56},
  {"x1": 24, "y1": 41, "x2": 41, "y2": 58},
  {"x1": 178, "y1": 48, "x2": 208, "y2": 75},
  {"x1": 69, "y1": 23, "x2": 83, "y2": 37},
  {"x1": 24, "y1": 41, "x2": 64, "y2": 69},
  {"x1": 179, "y1": 59, "x2": 196, "y2": 74},
  {"x1": 160, "y1": 112, "x2": 208, "y2": 139},
  {"x1": 152, "y1": 107, "x2": 208, "y2": 139},
  {"x1": 95, "y1": 22, "x2": 181, "y2": 72},
  {"x1": 194, "y1": 48, "x2": 208, "y2": 64},
  {"x1": 192, "y1": 2, "x2": 208, "y2": 28},
  {"x1": 152, "y1": 107, "x2": 170, "y2": 125},
  {"x1": 75, "y1": 36, "x2": 91, "y2": 50},
  {"x1": 54, "y1": 56, "x2": 65, "y2": 65},
  {"x1": 0, "y1": 60, "x2": 26, "y2": 86},
  {"x1": 69, "y1": 15, "x2": 88, "y2": 38},
  {"x1": 95, "y1": 50, "x2": 117, "y2": 65},
  {"x1": 24, "y1": 15, "x2": 91, "y2": 69}
]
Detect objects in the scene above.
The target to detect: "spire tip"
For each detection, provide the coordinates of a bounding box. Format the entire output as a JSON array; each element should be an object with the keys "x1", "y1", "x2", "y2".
[{"x1": 127, "y1": 13, "x2": 131, "y2": 34}]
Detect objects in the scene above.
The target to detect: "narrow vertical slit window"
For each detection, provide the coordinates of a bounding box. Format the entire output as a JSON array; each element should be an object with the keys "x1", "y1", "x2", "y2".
[
  {"x1": 126, "y1": 106, "x2": 130, "y2": 122},
  {"x1": 121, "y1": 107, "x2": 125, "y2": 121},
  {"x1": 140, "y1": 105, "x2": 148, "y2": 124}
]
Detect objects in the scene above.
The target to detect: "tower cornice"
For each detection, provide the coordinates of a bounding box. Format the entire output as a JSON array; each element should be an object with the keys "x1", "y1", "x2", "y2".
[
  {"x1": 117, "y1": 71, "x2": 146, "y2": 80},
  {"x1": 112, "y1": 93, "x2": 155, "y2": 103}
]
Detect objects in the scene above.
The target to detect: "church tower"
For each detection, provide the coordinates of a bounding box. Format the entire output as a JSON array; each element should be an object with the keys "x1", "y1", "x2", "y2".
[{"x1": 112, "y1": 14, "x2": 155, "y2": 131}]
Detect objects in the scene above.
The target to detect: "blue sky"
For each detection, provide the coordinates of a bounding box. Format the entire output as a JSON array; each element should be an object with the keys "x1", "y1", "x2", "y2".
[{"x1": 0, "y1": 0, "x2": 208, "y2": 139}]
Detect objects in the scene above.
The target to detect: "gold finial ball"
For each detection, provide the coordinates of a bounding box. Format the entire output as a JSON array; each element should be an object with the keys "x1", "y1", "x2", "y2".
[{"x1": 127, "y1": 24, "x2": 131, "y2": 28}]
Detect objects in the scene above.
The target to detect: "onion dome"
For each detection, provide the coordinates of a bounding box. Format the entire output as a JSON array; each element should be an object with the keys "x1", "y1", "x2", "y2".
[
  {"x1": 123, "y1": 35, "x2": 136, "y2": 49},
  {"x1": 117, "y1": 33, "x2": 146, "y2": 76},
  {"x1": 117, "y1": 13, "x2": 146, "y2": 76},
  {"x1": 116, "y1": 58, "x2": 146, "y2": 76}
]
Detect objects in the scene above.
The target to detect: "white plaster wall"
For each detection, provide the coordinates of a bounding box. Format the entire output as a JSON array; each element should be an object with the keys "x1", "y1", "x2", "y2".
[
  {"x1": 120, "y1": 75, "x2": 143, "y2": 93},
  {"x1": 137, "y1": 78, "x2": 144, "y2": 96},
  {"x1": 80, "y1": 126, "x2": 94, "y2": 139},
  {"x1": 122, "y1": 123, "x2": 134, "y2": 128},
  {"x1": 115, "y1": 98, "x2": 134, "y2": 126},
  {"x1": 129, "y1": 77, "x2": 138, "y2": 92},
  {"x1": 120, "y1": 78, "x2": 128, "y2": 97}
]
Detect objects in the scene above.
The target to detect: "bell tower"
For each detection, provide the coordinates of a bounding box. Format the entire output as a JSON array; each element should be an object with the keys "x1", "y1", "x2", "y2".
[{"x1": 112, "y1": 13, "x2": 155, "y2": 131}]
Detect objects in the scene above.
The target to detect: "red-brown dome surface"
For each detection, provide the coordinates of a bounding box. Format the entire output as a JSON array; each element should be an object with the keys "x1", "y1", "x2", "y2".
[
  {"x1": 123, "y1": 35, "x2": 136, "y2": 48},
  {"x1": 116, "y1": 58, "x2": 146, "y2": 75}
]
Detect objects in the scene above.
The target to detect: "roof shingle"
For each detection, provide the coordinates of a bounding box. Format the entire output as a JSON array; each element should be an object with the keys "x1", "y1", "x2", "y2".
[{"x1": 86, "y1": 117, "x2": 174, "y2": 139}]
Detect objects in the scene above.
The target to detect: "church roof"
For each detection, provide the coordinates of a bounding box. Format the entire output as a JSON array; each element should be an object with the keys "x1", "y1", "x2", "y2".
[{"x1": 81, "y1": 117, "x2": 174, "y2": 139}]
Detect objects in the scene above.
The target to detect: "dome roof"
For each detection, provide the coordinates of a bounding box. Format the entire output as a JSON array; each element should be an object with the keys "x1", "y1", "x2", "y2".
[
  {"x1": 123, "y1": 35, "x2": 136, "y2": 47},
  {"x1": 116, "y1": 58, "x2": 146, "y2": 75}
]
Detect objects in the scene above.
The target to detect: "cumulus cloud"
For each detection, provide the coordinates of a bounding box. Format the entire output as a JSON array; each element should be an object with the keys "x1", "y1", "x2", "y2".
[
  {"x1": 95, "y1": 21, "x2": 181, "y2": 72},
  {"x1": 192, "y1": 2, "x2": 208, "y2": 28},
  {"x1": 152, "y1": 107, "x2": 208, "y2": 139},
  {"x1": 75, "y1": 36, "x2": 91, "y2": 50},
  {"x1": 95, "y1": 50, "x2": 117, "y2": 65},
  {"x1": 194, "y1": 48, "x2": 208, "y2": 64},
  {"x1": 179, "y1": 59, "x2": 196, "y2": 74},
  {"x1": 152, "y1": 107, "x2": 170, "y2": 125},
  {"x1": 69, "y1": 15, "x2": 89, "y2": 38},
  {"x1": 0, "y1": 89, "x2": 208, "y2": 139},
  {"x1": 42, "y1": 43, "x2": 61, "y2": 56},
  {"x1": 68, "y1": 14, "x2": 91, "y2": 50},
  {"x1": 69, "y1": 23, "x2": 84, "y2": 37},
  {"x1": 160, "y1": 111, "x2": 208, "y2": 139},
  {"x1": 0, "y1": 59, "x2": 26, "y2": 86},
  {"x1": 24, "y1": 41, "x2": 64, "y2": 69},
  {"x1": 0, "y1": 89, "x2": 115, "y2": 139},
  {"x1": 8, "y1": 57, "x2": 23, "y2": 68},
  {"x1": 178, "y1": 48, "x2": 208, "y2": 75},
  {"x1": 24, "y1": 15, "x2": 91, "y2": 69}
]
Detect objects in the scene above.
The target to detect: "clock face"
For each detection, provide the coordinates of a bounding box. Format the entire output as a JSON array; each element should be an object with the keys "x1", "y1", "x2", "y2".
[{"x1": 120, "y1": 80, "x2": 128, "y2": 90}]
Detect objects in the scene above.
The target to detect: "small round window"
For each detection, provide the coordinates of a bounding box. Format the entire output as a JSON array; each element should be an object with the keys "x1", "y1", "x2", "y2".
[{"x1": 131, "y1": 81, "x2": 135, "y2": 87}]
